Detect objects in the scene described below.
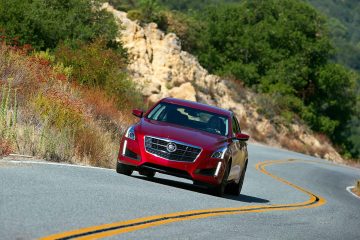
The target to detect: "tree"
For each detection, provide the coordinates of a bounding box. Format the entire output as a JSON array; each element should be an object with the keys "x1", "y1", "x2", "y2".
[
  {"x1": 193, "y1": 0, "x2": 358, "y2": 151},
  {"x1": 0, "y1": 0, "x2": 118, "y2": 50}
]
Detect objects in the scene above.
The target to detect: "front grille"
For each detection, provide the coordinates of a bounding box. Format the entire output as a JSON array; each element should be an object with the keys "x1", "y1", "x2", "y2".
[{"x1": 144, "y1": 136, "x2": 201, "y2": 162}]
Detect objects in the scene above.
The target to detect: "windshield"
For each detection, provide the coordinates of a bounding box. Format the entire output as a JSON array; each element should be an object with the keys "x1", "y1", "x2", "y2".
[{"x1": 146, "y1": 102, "x2": 229, "y2": 136}]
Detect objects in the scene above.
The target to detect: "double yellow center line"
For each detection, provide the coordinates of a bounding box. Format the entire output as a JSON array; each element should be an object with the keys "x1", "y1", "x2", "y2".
[{"x1": 40, "y1": 159, "x2": 326, "y2": 240}]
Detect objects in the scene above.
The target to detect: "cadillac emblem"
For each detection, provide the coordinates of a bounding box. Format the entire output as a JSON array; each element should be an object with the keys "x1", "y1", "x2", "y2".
[{"x1": 166, "y1": 142, "x2": 177, "y2": 153}]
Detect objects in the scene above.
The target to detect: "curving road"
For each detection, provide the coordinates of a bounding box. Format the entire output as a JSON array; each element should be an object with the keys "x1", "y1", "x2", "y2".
[{"x1": 1, "y1": 144, "x2": 359, "y2": 240}]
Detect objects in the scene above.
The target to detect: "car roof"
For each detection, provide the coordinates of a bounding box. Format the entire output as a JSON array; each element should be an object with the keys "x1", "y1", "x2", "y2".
[{"x1": 161, "y1": 98, "x2": 232, "y2": 117}]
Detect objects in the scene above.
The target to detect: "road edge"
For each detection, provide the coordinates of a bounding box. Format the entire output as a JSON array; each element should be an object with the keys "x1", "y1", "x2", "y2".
[
  {"x1": 0, "y1": 159, "x2": 114, "y2": 171},
  {"x1": 346, "y1": 186, "x2": 360, "y2": 200}
]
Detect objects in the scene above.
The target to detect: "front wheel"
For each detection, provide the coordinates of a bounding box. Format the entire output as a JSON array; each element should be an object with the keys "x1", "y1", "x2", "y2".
[
  {"x1": 116, "y1": 161, "x2": 133, "y2": 176},
  {"x1": 227, "y1": 161, "x2": 247, "y2": 196}
]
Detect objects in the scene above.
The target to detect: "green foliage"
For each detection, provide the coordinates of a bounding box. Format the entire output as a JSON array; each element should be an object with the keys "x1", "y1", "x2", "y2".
[
  {"x1": 54, "y1": 39, "x2": 142, "y2": 108},
  {"x1": 33, "y1": 94, "x2": 85, "y2": 131},
  {"x1": 139, "y1": 0, "x2": 162, "y2": 23},
  {"x1": 0, "y1": 41, "x2": 126, "y2": 165},
  {"x1": 125, "y1": 0, "x2": 168, "y2": 29},
  {"x1": 158, "y1": 0, "x2": 239, "y2": 11},
  {"x1": 110, "y1": 0, "x2": 240, "y2": 12},
  {"x1": 116, "y1": 1, "x2": 203, "y2": 52},
  {"x1": 110, "y1": 0, "x2": 360, "y2": 158},
  {"x1": 305, "y1": 0, "x2": 360, "y2": 159},
  {"x1": 195, "y1": 1, "x2": 331, "y2": 80},
  {"x1": 189, "y1": 0, "x2": 358, "y2": 157},
  {"x1": 161, "y1": 11, "x2": 203, "y2": 52},
  {"x1": 113, "y1": 0, "x2": 360, "y2": 76},
  {"x1": 312, "y1": 64, "x2": 356, "y2": 131},
  {"x1": 307, "y1": 0, "x2": 360, "y2": 72},
  {"x1": 108, "y1": 0, "x2": 138, "y2": 11},
  {"x1": 127, "y1": 9, "x2": 144, "y2": 21},
  {"x1": 0, "y1": 0, "x2": 118, "y2": 50}
]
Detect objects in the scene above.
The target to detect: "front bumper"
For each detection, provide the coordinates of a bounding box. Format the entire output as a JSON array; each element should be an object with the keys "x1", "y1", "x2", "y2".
[{"x1": 117, "y1": 136, "x2": 226, "y2": 186}]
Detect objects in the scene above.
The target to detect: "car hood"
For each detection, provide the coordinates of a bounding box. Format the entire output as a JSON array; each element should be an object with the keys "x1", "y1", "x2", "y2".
[{"x1": 137, "y1": 118, "x2": 227, "y2": 149}]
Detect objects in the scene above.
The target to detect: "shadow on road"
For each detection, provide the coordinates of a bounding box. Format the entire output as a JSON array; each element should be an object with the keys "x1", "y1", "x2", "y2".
[
  {"x1": 226, "y1": 194, "x2": 269, "y2": 203},
  {"x1": 133, "y1": 175, "x2": 269, "y2": 203}
]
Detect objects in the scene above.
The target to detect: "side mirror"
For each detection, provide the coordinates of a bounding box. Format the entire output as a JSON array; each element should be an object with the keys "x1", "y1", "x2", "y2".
[
  {"x1": 132, "y1": 109, "x2": 143, "y2": 118},
  {"x1": 235, "y1": 133, "x2": 250, "y2": 141}
]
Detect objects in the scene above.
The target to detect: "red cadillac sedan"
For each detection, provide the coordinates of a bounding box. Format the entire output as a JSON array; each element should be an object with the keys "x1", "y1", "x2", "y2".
[{"x1": 116, "y1": 98, "x2": 249, "y2": 196}]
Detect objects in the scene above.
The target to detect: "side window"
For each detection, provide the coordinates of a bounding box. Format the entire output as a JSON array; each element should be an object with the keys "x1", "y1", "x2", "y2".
[
  {"x1": 232, "y1": 116, "x2": 241, "y2": 135},
  {"x1": 147, "y1": 103, "x2": 165, "y2": 120}
]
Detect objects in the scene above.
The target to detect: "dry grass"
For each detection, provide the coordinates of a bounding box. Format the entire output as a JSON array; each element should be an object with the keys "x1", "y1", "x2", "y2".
[
  {"x1": 0, "y1": 139, "x2": 13, "y2": 156},
  {"x1": 239, "y1": 115, "x2": 249, "y2": 130},
  {"x1": 80, "y1": 86, "x2": 136, "y2": 134},
  {"x1": 223, "y1": 78, "x2": 248, "y2": 102},
  {"x1": 352, "y1": 180, "x2": 360, "y2": 197},
  {"x1": 279, "y1": 136, "x2": 304, "y2": 153},
  {"x1": 0, "y1": 41, "x2": 137, "y2": 168},
  {"x1": 248, "y1": 125, "x2": 266, "y2": 142},
  {"x1": 277, "y1": 132, "x2": 333, "y2": 159}
]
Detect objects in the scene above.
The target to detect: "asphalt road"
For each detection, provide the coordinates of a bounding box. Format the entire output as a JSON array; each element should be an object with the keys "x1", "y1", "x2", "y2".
[{"x1": 1, "y1": 144, "x2": 359, "y2": 240}]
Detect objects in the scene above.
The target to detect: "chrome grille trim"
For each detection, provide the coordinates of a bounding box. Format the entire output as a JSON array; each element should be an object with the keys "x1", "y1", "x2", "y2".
[{"x1": 144, "y1": 136, "x2": 202, "y2": 162}]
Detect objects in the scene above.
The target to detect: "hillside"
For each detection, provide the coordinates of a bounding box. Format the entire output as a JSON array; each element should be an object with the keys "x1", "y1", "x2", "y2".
[
  {"x1": 105, "y1": 3, "x2": 344, "y2": 162},
  {"x1": 108, "y1": 0, "x2": 360, "y2": 161},
  {"x1": 0, "y1": 0, "x2": 140, "y2": 166},
  {"x1": 1, "y1": 0, "x2": 358, "y2": 167},
  {"x1": 0, "y1": 41, "x2": 135, "y2": 167},
  {"x1": 306, "y1": 0, "x2": 360, "y2": 160},
  {"x1": 307, "y1": 0, "x2": 360, "y2": 71}
]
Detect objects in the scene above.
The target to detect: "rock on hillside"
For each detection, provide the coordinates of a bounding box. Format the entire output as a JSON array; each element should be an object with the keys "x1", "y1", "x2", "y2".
[{"x1": 104, "y1": 3, "x2": 343, "y2": 162}]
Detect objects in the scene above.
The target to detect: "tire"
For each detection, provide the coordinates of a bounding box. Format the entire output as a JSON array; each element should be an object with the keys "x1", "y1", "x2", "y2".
[
  {"x1": 211, "y1": 162, "x2": 230, "y2": 197},
  {"x1": 139, "y1": 169, "x2": 156, "y2": 178},
  {"x1": 116, "y1": 161, "x2": 133, "y2": 176},
  {"x1": 227, "y1": 161, "x2": 247, "y2": 196}
]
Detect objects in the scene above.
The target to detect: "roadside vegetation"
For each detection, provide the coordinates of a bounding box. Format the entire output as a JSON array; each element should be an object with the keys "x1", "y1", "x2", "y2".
[
  {"x1": 353, "y1": 180, "x2": 360, "y2": 197},
  {"x1": 0, "y1": 0, "x2": 143, "y2": 166},
  {"x1": 0, "y1": 39, "x2": 141, "y2": 167},
  {"x1": 308, "y1": 0, "x2": 360, "y2": 164},
  {"x1": 0, "y1": 0, "x2": 359, "y2": 164},
  {"x1": 110, "y1": 0, "x2": 360, "y2": 162}
]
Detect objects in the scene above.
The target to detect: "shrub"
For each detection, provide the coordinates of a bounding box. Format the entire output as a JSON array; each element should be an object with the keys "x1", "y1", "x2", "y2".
[
  {"x1": 192, "y1": 0, "x2": 358, "y2": 157},
  {"x1": 138, "y1": 0, "x2": 164, "y2": 24},
  {"x1": 0, "y1": 0, "x2": 118, "y2": 50},
  {"x1": 0, "y1": 41, "x2": 137, "y2": 167},
  {"x1": 74, "y1": 126, "x2": 116, "y2": 167},
  {"x1": 0, "y1": 80, "x2": 17, "y2": 155},
  {"x1": 161, "y1": 11, "x2": 203, "y2": 52},
  {"x1": 32, "y1": 93, "x2": 86, "y2": 131},
  {"x1": 0, "y1": 139, "x2": 12, "y2": 156},
  {"x1": 54, "y1": 39, "x2": 143, "y2": 109},
  {"x1": 123, "y1": 0, "x2": 168, "y2": 30},
  {"x1": 127, "y1": 9, "x2": 144, "y2": 21},
  {"x1": 353, "y1": 180, "x2": 360, "y2": 197},
  {"x1": 123, "y1": 2, "x2": 202, "y2": 52},
  {"x1": 109, "y1": 0, "x2": 138, "y2": 11}
]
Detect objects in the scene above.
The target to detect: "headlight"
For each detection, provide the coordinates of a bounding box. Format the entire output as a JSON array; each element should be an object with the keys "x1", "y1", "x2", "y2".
[
  {"x1": 125, "y1": 125, "x2": 136, "y2": 140},
  {"x1": 211, "y1": 147, "x2": 227, "y2": 159}
]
